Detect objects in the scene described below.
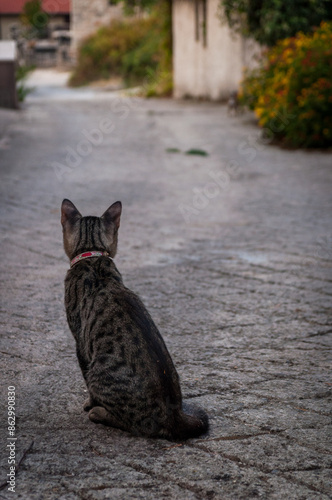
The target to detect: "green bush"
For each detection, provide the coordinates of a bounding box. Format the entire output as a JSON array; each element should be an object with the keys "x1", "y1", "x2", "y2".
[
  {"x1": 16, "y1": 64, "x2": 35, "y2": 102},
  {"x1": 21, "y1": 0, "x2": 49, "y2": 39},
  {"x1": 69, "y1": 2, "x2": 172, "y2": 96},
  {"x1": 221, "y1": 0, "x2": 332, "y2": 47},
  {"x1": 240, "y1": 21, "x2": 332, "y2": 148}
]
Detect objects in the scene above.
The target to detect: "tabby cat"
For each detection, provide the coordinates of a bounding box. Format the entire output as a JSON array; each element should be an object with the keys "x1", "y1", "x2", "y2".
[{"x1": 61, "y1": 199, "x2": 208, "y2": 440}]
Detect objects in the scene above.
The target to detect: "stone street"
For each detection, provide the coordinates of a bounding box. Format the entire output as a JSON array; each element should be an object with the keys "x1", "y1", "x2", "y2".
[{"x1": 0, "y1": 72, "x2": 331, "y2": 499}]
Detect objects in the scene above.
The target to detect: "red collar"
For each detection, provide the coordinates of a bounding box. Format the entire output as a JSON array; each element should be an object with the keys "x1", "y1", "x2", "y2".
[{"x1": 70, "y1": 251, "x2": 111, "y2": 268}]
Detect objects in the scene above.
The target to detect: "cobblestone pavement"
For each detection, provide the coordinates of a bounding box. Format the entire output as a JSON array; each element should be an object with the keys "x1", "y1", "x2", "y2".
[{"x1": 0, "y1": 75, "x2": 331, "y2": 499}]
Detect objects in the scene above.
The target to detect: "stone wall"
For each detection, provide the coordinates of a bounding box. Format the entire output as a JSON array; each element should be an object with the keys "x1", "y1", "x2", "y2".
[
  {"x1": 172, "y1": 0, "x2": 260, "y2": 100},
  {"x1": 71, "y1": 0, "x2": 123, "y2": 54}
]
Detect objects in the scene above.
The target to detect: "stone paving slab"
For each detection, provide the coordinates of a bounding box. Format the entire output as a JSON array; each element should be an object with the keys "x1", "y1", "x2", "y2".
[{"x1": 0, "y1": 80, "x2": 331, "y2": 499}]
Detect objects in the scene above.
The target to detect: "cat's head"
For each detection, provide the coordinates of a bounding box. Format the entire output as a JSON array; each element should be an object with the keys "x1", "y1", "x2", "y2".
[{"x1": 61, "y1": 199, "x2": 122, "y2": 260}]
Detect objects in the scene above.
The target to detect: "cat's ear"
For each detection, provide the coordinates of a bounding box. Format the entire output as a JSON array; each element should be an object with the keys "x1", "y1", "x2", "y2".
[
  {"x1": 101, "y1": 201, "x2": 122, "y2": 230},
  {"x1": 61, "y1": 199, "x2": 82, "y2": 226}
]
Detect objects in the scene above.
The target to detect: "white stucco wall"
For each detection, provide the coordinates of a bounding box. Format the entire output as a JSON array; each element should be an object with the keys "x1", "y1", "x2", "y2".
[{"x1": 173, "y1": 0, "x2": 259, "y2": 100}]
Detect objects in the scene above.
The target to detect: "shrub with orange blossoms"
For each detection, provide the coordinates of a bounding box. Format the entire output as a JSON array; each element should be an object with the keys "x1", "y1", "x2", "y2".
[{"x1": 240, "y1": 22, "x2": 332, "y2": 148}]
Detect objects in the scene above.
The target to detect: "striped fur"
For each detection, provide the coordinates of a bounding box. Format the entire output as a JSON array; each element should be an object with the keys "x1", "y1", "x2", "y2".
[{"x1": 61, "y1": 199, "x2": 209, "y2": 440}]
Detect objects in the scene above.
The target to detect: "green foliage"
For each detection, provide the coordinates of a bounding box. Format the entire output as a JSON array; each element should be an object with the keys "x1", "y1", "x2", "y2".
[
  {"x1": 21, "y1": 0, "x2": 49, "y2": 38},
  {"x1": 110, "y1": 0, "x2": 159, "y2": 15},
  {"x1": 70, "y1": 1, "x2": 172, "y2": 96},
  {"x1": 16, "y1": 65, "x2": 35, "y2": 102},
  {"x1": 71, "y1": 20, "x2": 150, "y2": 85},
  {"x1": 221, "y1": 0, "x2": 332, "y2": 46},
  {"x1": 240, "y1": 22, "x2": 332, "y2": 148},
  {"x1": 141, "y1": 0, "x2": 173, "y2": 97}
]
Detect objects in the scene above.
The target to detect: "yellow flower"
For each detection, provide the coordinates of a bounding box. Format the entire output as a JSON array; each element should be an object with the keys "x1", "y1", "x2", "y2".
[{"x1": 255, "y1": 108, "x2": 264, "y2": 118}]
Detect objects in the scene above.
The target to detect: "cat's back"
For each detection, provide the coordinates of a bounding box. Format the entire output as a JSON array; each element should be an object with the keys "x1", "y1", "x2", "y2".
[
  {"x1": 65, "y1": 256, "x2": 122, "y2": 304},
  {"x1": 66, "y1": 257, "x2": 178, "y2": 379}
]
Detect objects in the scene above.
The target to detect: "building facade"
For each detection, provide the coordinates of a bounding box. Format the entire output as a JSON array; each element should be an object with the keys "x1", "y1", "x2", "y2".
[{"x1": 0, "y1": 0, "x2": 70, "y2": 40}]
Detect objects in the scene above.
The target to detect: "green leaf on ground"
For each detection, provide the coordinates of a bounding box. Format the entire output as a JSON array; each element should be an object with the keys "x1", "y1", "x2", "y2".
[
  {"x1": 185, "y1": 149, "x2": 209, "y2": 156},
  {"x1": 166, "y1": 148, "x2": 181, "y2": 153}
]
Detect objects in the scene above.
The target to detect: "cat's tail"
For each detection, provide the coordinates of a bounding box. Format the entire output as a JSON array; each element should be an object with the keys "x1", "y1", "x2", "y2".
[{"x1": 173, "y1": 402, "x2": 209, "y2": 440}]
